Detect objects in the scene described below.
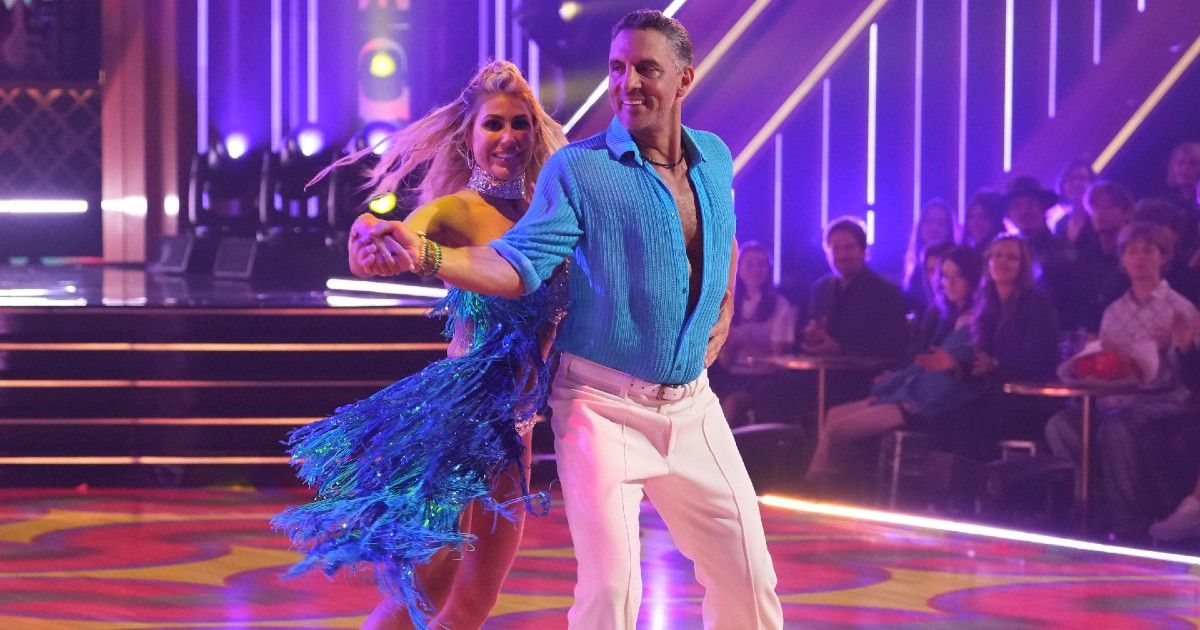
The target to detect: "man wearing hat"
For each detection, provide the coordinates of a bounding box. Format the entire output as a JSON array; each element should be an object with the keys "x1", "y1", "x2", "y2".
[{"x1": 1000, "y1": 176, "x2": 1072, "y2": 332}]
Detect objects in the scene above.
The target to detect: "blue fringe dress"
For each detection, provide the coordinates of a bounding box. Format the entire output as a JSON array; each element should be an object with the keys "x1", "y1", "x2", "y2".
[{"x1": 272, "y1": 274, "x2": 567, "y2": 628}]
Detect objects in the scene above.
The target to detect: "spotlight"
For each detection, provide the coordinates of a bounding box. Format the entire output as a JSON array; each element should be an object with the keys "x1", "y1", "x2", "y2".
[
  {"x1": 224, "y1": 133, "x2": 249, "y2": 160},
  {"x1": 368, "y1": 193, "x2": 397, "y2": 214},
  {"x1": 369, "y1": 51, "x2": 398, "y2": 78},
  {"x1": 294, "y1": 125, "x2": 326, "y2": 158},
  {"x1": 559, "y1": 1, "x2": 582, "y2": 21},
  {"x1": 358, "y1": 37, "x2": 410, "y2": 122},
  {"x1": 355, "y1": 120, "x2": 399, "y2": 155}
]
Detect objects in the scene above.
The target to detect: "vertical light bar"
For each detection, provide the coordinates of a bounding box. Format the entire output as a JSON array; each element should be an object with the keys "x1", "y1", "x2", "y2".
[
  {"x1": 528, "y1": 41, "x2": 541, "y2": 99},
  {"x1": 494, "y1": 0, "x2": 506, "y2": 61},
  {"x1": 1092, "y1": 0, "x2": 1102, "y2": 65},
  {"x1": 866, "y1": 209, "x2": 877, "y2": 245},
  {"x1": 307, "y1": 0, "x2": 318, "y2": 122},
  {"x1": 288, "y1": 0, "x2": 300, "y2": 131},
  {"x1": 913, "y1": 0, "x2": 924, "y2": 224},
  {"x1": 1003, "y1": 0, "x2": 1014, "y2": 172},
  {"x1": 271, "y1": 0, "x2": 283, "y2": 151},
  {"x1": 197, "y1": 0, "x2": 209, "y2": 153},
  {"x1": 821, "y1": 79, "x2": 831, "y2": 229},
  {"x1": 867, "y1": 23, "x2": 878, "y2": 207},
  {"x1": 511, "y1": 11, "x2": 523, "y2": 69},
  {"x1": 957, "y1": 0, "x2": 968, "y2": 222},
  {"x1": 478, "y1": 0, "x2": 488, "y2": 66},
  {"x1": 1138, "y1": 0, "x2": 1146, "y2": 12},
  {"x1": 773, "y1": 133, "x2": 783, "y2": 286},
  {"x1": 1048, "y1": 0, "x2": 1058, "y2": 118}
]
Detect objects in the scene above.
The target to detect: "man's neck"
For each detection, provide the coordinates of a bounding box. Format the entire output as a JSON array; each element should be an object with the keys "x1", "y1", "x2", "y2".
[
  {"x1": 630, "y1": 115, "x2": 684, "y2": 165},
  {"x1": 1130, "y1": 278, "x2": 1160, "y2": 302}
]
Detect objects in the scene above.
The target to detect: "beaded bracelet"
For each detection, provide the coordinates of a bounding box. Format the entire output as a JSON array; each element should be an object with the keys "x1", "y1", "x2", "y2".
[{"x1": 415, "y1": 231, "x2": 443, "y2": 277}]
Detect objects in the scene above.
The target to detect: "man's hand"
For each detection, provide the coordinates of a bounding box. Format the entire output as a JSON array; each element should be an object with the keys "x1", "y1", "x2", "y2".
[{"x1": 706, "y1": 314, "x2": 731, "y2": 367}]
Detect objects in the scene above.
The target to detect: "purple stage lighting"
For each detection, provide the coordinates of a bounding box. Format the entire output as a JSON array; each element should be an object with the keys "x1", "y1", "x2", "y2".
[
  {"x1": 356, "y1": 121, "x2": 399, "y2": 156},
  {"x1": 295, "y1": 126, "x2": 326, "y2": 157}
]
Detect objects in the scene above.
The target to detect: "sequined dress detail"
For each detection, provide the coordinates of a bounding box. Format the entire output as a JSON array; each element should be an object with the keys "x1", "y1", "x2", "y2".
[{"x1": 272, "y1": 273, "x2": 567, "y2": 629}]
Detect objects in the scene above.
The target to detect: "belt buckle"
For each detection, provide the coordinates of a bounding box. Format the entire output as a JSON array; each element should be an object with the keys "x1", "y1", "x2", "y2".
[{"x1": 656, "y1": 383, "x2": 686, "y2": 401}]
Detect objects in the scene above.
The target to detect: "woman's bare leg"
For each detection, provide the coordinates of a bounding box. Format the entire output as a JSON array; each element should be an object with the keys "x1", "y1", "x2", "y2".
[
  {"x1": 428, "y1": 430, "x2": 534, "y2": 629},
  {"x1": 361, "y1": 519, "x2": 470, "y2": 629}
]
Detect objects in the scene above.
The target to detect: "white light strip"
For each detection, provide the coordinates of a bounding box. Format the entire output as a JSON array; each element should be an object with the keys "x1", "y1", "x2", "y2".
[
  {"x1": 773, "y1": 133, "x2": 783, "y2": 286},
  {"x1": 100, "y1": 196, "x2": 148, "y2": 217},
  {"x1": 271, "y1": 0, "x2": 283, "y2": 151},
  {"x1": 326, "y1": 278, "x2": 449, "y2": 298},
  {"x1": 957, "y1": 0, "x2": 968, "y2": 223},
  {"x1": 1093, "y1": 0, "x2": 1102, "y2": 65},
  {"x1": 913, "y1": 0, "x2": 924, "y2": 225},
  {"x1": 563, "y1": 0, "x2": 688, "y2": 135},
  {"x1": 288, "y1": 0, "x2": 300, "y2": 129},
  {"x1": 1048, "y1": 0, "x2": 1058, "y2": 118},
  {"x1": 197, "y1": 0, "x2": 209, "y2": 153},
  {"x1": 494, "y1": 0, "x2": 506, "y2": 61},
  {"x1": 1003, "y1": 0, "x2": 1014, "y2": 172},
  {"x1": 820, "y1": 79, "x2": 831, "y2": 229},
  {"x1": 164, "y1": 194, "x2": 180, "y2": 218},
  {"x1": 307, "y1": 0, "x2": 318, "y2": 122},
  {"x1": 528, "y1": 40, "x2": 540, "y2": 99},
  {"x1": 0, "y1": 289, "x2": 51, "y2": 297},
  {"x1": 866, "y1": 209, "x2": 876, "y2": 245},
  {"x1": 1138, "y1": 0, "x2": 1146, "y2": 12},
  {"x1": 0, "y1": 200, "x2": 88, "y2": 214},
  {"x1": 692, "y1": 0, "x2": 771, "y2": 87},
  {"x1": 478, "y1": 0, "x2": 488, "y2": 67},
  {"x1": 0, "y1": 298, "x2": 88, "y2": 307},
  {"x1": 325, "y1": 296, "x2": 405, "y2": 308},
  {"x1": 867, "y1": 23, "x2": 878, "y2": 207},
  {"x1": 760, "y1": 495, "x2": 1200, "y2": 567}
]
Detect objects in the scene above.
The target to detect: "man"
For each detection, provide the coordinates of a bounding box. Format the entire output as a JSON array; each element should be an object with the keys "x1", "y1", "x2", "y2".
[
  {"x1": 802, "y1": 217, "x2": 907, "y2": 361},
  {"x1": 360, "y1": 10, "x2": 782, "y2": 629}
]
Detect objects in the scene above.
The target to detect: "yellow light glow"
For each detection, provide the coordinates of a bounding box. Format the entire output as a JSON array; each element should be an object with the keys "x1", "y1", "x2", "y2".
[
  {"x1": 692, "y1": 0, "x2": 772, "y2": 87},
  {"x1": 368, "y1": 193, "x2": 397, "y2": 214},
  {"x1": 1093, "y1": 34, "x2": 1200, "y2": 173},
  {"x1": 369, "y1": 51, "x2": 397, "y2": 78},
  {"x1": 734, "y1": 0, "x2": 893, "y2": 175},
  {"x1": 558, "y1": 1, "x2": 581, "y2": 22}
]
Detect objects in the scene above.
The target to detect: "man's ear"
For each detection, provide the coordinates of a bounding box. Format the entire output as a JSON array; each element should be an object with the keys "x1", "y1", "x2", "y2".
[{"x1": 677, "y1": 65, "x2": 695, "y2": 98}]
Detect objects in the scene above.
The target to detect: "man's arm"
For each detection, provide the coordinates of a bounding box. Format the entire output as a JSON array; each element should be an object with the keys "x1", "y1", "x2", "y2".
[{"x1": 706, "y1": 238, "x2": 738, "y2": 367}]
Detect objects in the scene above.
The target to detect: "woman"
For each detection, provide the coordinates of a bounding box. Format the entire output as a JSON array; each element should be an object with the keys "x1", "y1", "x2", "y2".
[
  {"x1": 712, "y1": 241, "x2": 797, "y2": 425},
  {"x1": 273, "y1": 61, "x2": 568, "y2": 630},
  {"x1": 805, "y1": 246, "x2": 983, "y2": 481},
  {"x1": 1048, "y1": 158, "x2": 1096, "y2": 239},
  {"x1": 961, "y1": 190, "x2": 1004, "y2": 253},
  {"x1": 903, "y1": 199, "x2": 956, "y2": 313}
]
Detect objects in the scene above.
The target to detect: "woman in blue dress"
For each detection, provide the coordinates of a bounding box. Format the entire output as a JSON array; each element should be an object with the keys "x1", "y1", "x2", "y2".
[{"x1": 273, "y1": 60, "x2": 568, "y2": 630}]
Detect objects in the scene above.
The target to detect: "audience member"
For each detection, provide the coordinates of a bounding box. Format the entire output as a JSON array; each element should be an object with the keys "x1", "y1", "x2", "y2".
[
  {"x1": 1048, "y1": 158, "x2": 1096, "y2": 236},
  {"x1": 1058, "y1": 180, "x2": 1134, "y2": 331},
  {"x1": 1133, "y1": 197, "x2": 1200, "y2": 305},
  {"x1": 962, "y1": 190, "x2": 1005, "y2": 253},
  {"x1": 1044, "y1": 222, "x2": 1198, "y2": 539},
  {"x1": 712, "y1": 241, "x2": 797, "y2": 425},
  {"x1": 804, "y1": 217, "x2": 907, "y2": 361},
  {"x1": 935, "y1": 234, "x2": 1061, "y2": 461},
  {"x1": 806, "y1": 246, "x2": 984, "y2": 481},
  {"x1": 1166, "y1": 141, "x2": 1200, "y2": 259},
  {"x1": 903, "y1": 199, "x2": 956, "y2": 313}
]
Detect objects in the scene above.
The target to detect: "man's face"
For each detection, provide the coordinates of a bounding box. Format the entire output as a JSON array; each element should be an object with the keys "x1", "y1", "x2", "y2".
[
  {"x1": 1007, "y1": 195, "x2": 1046, "y2": 235},
  {"x1": 1084, "y1": 191, "x2": 1130, "y2": 234},
  {"x1": 825, "y1": 230, "x2": 865, "y2": 279},
  {"x1": 607, "y1": 28, "x2": 692, "y2": 136}
]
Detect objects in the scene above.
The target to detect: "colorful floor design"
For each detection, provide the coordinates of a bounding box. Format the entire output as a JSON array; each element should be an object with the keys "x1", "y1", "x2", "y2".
[{"x1": 0, "y1": 488, "x2": 1197, "y2": 628}]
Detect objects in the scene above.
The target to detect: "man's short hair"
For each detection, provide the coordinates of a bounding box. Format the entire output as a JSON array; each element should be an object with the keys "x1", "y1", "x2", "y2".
[
  {"x1": 824, "y1": 216, "x2": 868, "y2": 250},
  {"x1": 1117, "y1": 221, "x2": 1174, "y2": 262},
  {"x1": 611, "y1": 9, "x2": 694, "y2": 68},
  {"x1": 1132, "y1": 197, "x2": 1186, "y2": 236},
  {"x1": 1083, "y1": 179, "x2": 1134, "y2": 211}
]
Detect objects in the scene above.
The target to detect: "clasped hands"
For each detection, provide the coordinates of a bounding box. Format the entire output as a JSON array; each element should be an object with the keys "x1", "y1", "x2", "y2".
[{"x1": 348, "y1": 213, "x2": 421, "y2": 278}]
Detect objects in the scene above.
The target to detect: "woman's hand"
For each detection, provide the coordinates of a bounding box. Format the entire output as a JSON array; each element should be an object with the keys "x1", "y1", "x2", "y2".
[
  {"x1": 914, "y1": 346, "x2": 957, "y2": 372},
  {"x1": 348, "y1": 213, "x2": 416, "y2": 277}
]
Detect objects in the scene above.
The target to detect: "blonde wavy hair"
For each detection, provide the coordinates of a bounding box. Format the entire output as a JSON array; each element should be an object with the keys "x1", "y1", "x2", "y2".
[{"x1": 318, "y1": 60, "x2": 566, "y2": 206}]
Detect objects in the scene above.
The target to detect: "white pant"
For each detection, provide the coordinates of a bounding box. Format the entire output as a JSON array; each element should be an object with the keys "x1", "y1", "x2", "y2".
[{"x1": 548, "y1": 354, "x2": 783, "y2": 630}]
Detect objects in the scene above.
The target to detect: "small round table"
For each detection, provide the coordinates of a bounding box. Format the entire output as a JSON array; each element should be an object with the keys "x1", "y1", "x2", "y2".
[
  {"x1": 1003, "y1": 380, "x2": 1156, "y2": 528},
  {"x1": 750, "y1": 354, "x2": 891, "y2": 430}
]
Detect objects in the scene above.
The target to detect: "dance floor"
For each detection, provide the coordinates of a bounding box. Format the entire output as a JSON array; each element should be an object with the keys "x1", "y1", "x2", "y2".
[{"x1": 0, "y1": 488, "x2": 1198, "y2": 629}]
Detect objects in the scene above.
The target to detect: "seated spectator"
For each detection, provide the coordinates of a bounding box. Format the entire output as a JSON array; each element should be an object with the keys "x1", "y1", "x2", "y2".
[
  {"x1": 803, "y1": 217, "x2": 907, "y2": 362},
  {"x1": 1048, "y1": 159, "x2": 1096, "y2": 238},
  {"x1": 998, "y1": 178, "x2": 1075, "y2": 330},
  {"x1": 933, "y1": 234, "x2": 1061, "y2": 462},
  {"x1": 962, "y1": 189, "x2": 1004, "y2": 254},
  {"x1": 1133, "y1": 197, "x2": 1199, "y2": 305},
  {"x1": 1166, "y1": 141, "x2": 1200, "y2": 252},
  {"x1": 712, "y1": 241, "x2": 797, "y2": 425},
  {"x1": 903, "y1": 199, "x2": 957, "y2": 314},
  {"x1": 908, "y1": 242, "x2": 955, "y2": 357},
  {"x1": 1044, "y1": 222, "x2": 1198, "y2": 539},
  {"x1": 1060, "y1": 180, "x2": 1134, "y2": 331},
  {"x1": 806, "y1": 246, "x2": 984, "y2": 481}
]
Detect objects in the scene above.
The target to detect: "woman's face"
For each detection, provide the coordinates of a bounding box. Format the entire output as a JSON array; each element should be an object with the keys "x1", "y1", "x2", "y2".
[
  {"x1": 987, "y1": 240, "x2": 1023, "y2": 286},
  {"x1": 1120, "y1": 238, "x2": 1166, "y2": 284},
  {"x1": 470, "y1": 93, "x2": 534, "y2": 181},
  {"x1": 966, "y1": 202, "x2": 996, "y2": 245},
  {"x1": 1060, "y1": 165, "x2": 1094, "y2": 205},
  {"x1": 1167, "y1": 144, "x2": 1200, "y2": 189},
  {"x1": 920, "y1": 205, "x2": 953, "y2": 246},
  {"x1": 940, "y1": 258, "x2": 971, "y2": 305},
  {"x1": 738, "y1": 248, "x2": 771, "y2": 289}
]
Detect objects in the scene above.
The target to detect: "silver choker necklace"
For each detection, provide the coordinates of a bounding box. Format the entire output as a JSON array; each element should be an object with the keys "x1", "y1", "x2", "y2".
[{"x1": 467, "y1": 165, "x2": 525, "y2": 199}]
